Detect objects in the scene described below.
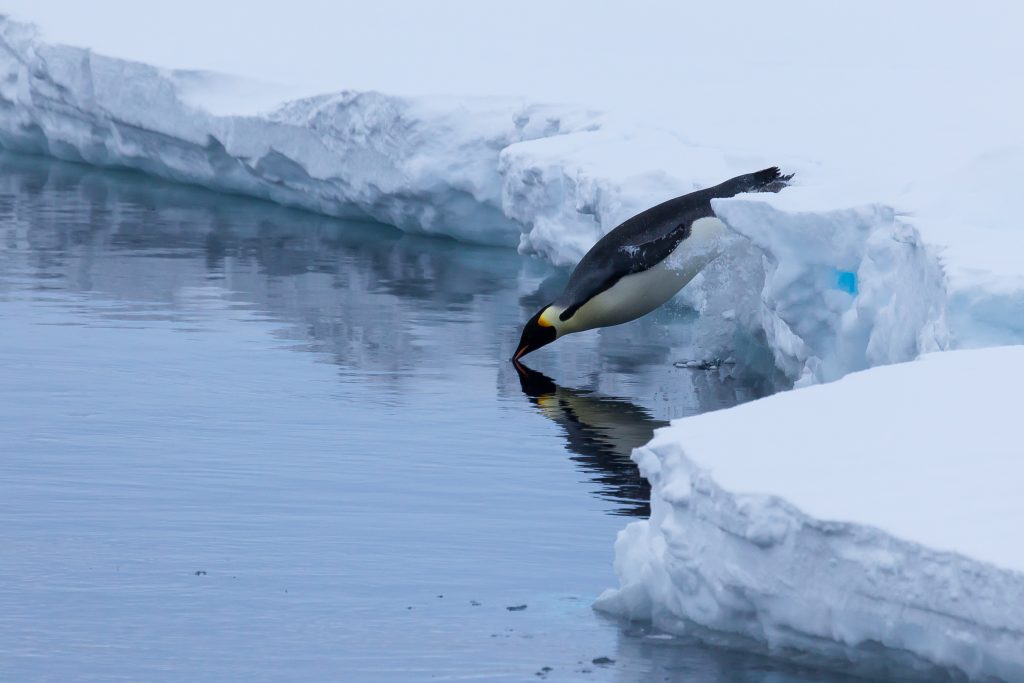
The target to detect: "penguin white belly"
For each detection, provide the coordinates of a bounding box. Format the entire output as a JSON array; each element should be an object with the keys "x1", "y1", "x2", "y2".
[{"x1": 563, "y1": 216, "x2": 728, "y2": 333}]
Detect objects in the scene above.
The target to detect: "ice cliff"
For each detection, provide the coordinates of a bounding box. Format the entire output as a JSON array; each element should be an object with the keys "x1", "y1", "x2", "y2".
[
  {"x1": 595, "y1": 346, "x2": 1024, "y2": 681},
  {"x1": 0, "y1": 15, "x2": 594, "y2": 247}
]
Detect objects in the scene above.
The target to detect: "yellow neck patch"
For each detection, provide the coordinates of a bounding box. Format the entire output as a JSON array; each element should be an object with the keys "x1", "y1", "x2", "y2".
[{"x1": 538, "y1": 308, "x2": 555, "y2": 327}]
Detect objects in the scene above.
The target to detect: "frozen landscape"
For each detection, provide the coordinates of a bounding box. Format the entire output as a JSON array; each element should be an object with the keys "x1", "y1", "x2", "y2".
[{"x1": 1, "y1": 2, "x2": 1023, "y2": 680}]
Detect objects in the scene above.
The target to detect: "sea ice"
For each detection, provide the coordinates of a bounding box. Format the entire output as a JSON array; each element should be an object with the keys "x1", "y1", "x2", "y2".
[{"x1": 597, "y1": 346, "x2": 1024, "y2": 681}]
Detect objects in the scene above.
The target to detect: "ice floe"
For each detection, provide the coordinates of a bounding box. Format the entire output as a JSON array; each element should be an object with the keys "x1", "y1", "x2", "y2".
[{"x1": 597, "y1": 346, "x2": 1024, "y2": 681}]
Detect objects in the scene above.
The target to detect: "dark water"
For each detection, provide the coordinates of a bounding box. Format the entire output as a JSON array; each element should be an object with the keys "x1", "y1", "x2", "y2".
[{"x1": 0, "y1": 154, "x2": 866, "y2": 682}]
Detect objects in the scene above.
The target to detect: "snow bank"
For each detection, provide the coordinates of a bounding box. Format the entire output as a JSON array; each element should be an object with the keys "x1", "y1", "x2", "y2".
[
  {"x1": 0, "y1": 16, "x2": 607, "y2": 248},
  {"x1": 1, "y1": 16, "x2": 1022, "y2": 384},
  {"x1": 596, "y1": 346, "x2": 1024, "y2": 681},
  {"x1": 0, "y1": 16, "x2": 739, "y2": 263}
]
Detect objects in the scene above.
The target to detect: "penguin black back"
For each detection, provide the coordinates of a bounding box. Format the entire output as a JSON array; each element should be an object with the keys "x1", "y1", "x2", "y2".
[{"x1": 555, "y1": 167, "x2": 793, "y2": 321}]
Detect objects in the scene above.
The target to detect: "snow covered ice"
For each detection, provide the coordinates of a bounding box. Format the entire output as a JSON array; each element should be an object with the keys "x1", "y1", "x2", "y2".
[
  {"x1": 596, "y1": 347, "x2": 1024, "y2": 681},
  {"x1": 2, "y1": 8, "x2": 1024, "y2": 681}
]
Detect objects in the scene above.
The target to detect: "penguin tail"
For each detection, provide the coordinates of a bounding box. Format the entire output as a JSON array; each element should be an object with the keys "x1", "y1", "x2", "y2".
[{"x1": 715, "y1": 166, "x2": 794, "y2": 197}]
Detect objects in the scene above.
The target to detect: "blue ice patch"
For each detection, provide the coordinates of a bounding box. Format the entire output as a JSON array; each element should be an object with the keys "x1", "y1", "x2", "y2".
[{"x1": 835, "y1": 270, "x2": 858, "y2": 295}]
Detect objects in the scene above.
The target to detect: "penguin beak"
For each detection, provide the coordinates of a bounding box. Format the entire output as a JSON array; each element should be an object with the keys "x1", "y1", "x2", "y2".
[{"x1": 514, "y1": 307, "x2": 557, "y2": 362}]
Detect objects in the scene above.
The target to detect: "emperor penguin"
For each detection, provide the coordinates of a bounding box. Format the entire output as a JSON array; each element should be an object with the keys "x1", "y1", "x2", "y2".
[{"x1": 513, "y1": 166, "x2": 792, "y2": 361}]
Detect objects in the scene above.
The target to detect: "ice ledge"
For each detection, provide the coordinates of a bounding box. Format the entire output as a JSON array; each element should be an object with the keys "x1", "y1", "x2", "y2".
[
  {"x1": 0, "y1": 17, "x2": 605, "y2": 248},
  {"x1": 710, "y1": 194, "x2": 950, "y2": 384},
  {"x1": 2, "y1": 16, "x2": 1023, "y2": 384},
  {"x1": 597, "y1": 346, "x2": 1024, "y2": 681}
]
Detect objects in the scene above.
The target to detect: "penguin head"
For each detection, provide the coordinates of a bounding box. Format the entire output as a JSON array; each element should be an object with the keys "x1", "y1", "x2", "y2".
[{"x1": 513, "y1": 305, "x2": 559, "y2": 361}]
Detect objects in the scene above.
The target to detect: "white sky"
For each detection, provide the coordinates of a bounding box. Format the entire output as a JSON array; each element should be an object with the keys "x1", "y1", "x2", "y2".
[
  {"x1": 3, "y1": 1, "x2": 1017, "y2": 99},
  {"x1": 3, "y1": 1, "x2": 1022, "y2": 170}
]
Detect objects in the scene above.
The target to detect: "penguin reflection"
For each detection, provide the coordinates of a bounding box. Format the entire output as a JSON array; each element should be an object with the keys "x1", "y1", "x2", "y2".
[{"x1": 514, "y1": 362, "x2": 667, "y2": 517}]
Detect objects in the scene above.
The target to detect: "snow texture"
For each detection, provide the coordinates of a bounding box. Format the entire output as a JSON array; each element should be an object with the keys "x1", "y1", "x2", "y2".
[{"x1": 596, "y1": 347, "x2": 1024, "y2": 682}]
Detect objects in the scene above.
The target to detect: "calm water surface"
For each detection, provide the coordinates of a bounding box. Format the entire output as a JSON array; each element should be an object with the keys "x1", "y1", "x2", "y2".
[{"x1": 0, "y1": 155, "x2": 866, "y2": 682}]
